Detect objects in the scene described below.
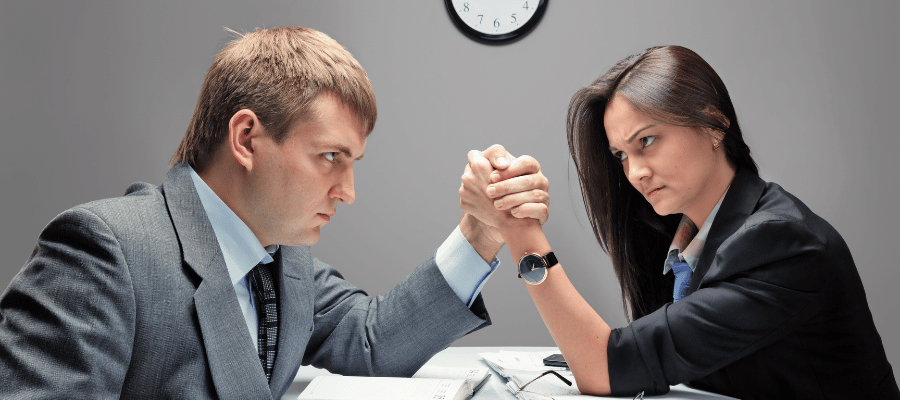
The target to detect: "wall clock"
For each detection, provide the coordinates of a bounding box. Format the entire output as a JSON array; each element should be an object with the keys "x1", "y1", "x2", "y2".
[{"x1": 445, "y1": 0, "x2": 548, "y2": 45}]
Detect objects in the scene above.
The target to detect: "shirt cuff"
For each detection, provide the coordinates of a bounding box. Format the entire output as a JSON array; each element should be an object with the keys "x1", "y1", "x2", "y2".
[{"x1": 435, "y1": 225, "x2": 500, "y2": 308}]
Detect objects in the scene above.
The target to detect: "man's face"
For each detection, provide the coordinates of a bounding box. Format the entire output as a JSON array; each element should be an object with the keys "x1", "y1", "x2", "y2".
[{"x1": 247, "y1": 92, "x2": 366, "y2": 247}]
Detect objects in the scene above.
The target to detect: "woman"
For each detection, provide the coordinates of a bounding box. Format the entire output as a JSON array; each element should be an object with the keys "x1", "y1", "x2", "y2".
[{"x1": 460, "y1": 46, "x2": 899, "y2": 399}]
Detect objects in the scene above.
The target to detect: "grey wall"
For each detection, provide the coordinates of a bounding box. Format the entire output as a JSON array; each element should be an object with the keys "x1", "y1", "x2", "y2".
[{"x1": 2, "y1": 0, "x2": 898, "y2": 382}]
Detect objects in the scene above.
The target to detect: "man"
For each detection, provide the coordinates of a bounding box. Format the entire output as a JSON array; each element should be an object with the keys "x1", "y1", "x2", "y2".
[{"x1": 0, "y1": 27, "x2": 548, "y2": 399}]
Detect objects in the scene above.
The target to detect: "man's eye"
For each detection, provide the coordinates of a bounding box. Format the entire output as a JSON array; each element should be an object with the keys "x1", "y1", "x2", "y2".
[
  {"x1": 640, "y1": 136, "x2": 656, "y2": 147},
  {"x1": 324, "y1": 152, "x2": 337, "y2": 162}
]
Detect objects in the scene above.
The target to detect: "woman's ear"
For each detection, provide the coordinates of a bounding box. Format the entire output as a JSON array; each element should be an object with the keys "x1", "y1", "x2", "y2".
[
  {"x1": 702, "y1": 104, "x2": 731, "y2": 130},
  {"x1": 701, "y1": 105, "x2": 729, "y2": 147}
]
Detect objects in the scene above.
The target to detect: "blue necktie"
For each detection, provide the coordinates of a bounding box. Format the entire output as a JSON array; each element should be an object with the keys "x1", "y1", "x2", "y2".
[{"x1": 672, "y1": 262, "x2": 692, "y2": 303}]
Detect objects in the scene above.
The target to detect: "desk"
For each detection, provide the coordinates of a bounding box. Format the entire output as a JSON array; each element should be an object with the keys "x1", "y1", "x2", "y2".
[{"x1": 282, "y1": 347, "x2": 737, "y2": 400}]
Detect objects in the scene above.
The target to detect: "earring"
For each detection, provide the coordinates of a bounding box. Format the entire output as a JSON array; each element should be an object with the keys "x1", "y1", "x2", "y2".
[{"x1": 713, "y1": 140, "x2": 720, "y2": 150}]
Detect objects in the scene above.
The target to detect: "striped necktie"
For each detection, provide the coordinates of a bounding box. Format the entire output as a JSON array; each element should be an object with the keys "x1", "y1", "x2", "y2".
[{"x1": 248, "y1": 262, "x2": 278, "y2": 381}]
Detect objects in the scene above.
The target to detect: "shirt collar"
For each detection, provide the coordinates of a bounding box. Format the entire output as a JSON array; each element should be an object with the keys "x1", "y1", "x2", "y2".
[
  {"x1": 189, "y1": 166, "x2": 278, "y2": 286},
  {"x1": 662, "y1": 188, "x2": 729, "y2": 274}
]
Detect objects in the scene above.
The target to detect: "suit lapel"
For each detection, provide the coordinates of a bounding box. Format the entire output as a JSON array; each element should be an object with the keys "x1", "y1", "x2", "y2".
[
  {"x1": 268, "y1": 246, "x2": 315, "y2": 396},
  {"x1": 163, "y1": 164, "x2": 273, "y2": 400},
  {"x1": 688, "y1": 169, "x2": 767, "y2": 294}
]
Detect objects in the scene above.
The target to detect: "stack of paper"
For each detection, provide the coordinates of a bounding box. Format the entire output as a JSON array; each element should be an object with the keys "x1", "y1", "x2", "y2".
[
  {"x1": 413, "y1": 366, "x2": 491, "y2": 395},
  {"x1": 297, "y1": 366, "x2": 490, "y2": 400},
  {"x1": 478, "y1": 351, "x2": 588, "y2": 400},
  {"x1": 479, "y1": 351, "x2": 567, "y2": 378}
]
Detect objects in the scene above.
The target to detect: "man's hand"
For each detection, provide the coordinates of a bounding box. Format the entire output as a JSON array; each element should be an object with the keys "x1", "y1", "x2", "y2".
[{"x1": 459, "y1": 144, "x2": 549, "y2": 263}]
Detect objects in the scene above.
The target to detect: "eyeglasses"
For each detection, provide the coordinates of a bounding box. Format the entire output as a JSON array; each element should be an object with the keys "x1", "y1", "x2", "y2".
[
  {"x1": 513, "y1": 370, "x2": 572, "y2": 396},
  {"x1": 511, "y1": 371, "x2": 645, "y2": 400}
]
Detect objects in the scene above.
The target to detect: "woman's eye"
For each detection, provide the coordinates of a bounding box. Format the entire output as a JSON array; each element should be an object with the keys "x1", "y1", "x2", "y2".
[
  {"x1": 324, "y1": 152, "x2": 337, "y2": 162},
  {"x1": 640, "y1": 136, "x2": 656, "y2": 147},
  {"x1": 614, "y1": 151, "x2": 627, "y2": 162}
]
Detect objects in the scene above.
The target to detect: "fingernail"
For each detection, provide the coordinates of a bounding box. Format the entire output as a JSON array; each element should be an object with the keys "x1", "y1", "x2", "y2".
[
  {"x1": 490, "y1": 172, "x2": 501, "y2": 182},
  {"x1": 494, "y1": 199, "x2": 503, "y2": 208},
  {"x1": 496, "y1": 157, "x2": 508, "y2": 168},
  {"x1": 486, "y1": 186, "x2": 496, "y2": 196}
]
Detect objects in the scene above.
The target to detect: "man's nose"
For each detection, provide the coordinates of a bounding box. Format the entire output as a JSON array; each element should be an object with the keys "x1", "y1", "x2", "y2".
[{"x1": 330, "y1": 166, "x2": 355, "y2": 204}]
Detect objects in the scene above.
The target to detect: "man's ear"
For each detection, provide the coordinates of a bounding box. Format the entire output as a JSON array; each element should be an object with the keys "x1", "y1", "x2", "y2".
[{"x1": 228, "y1": 109, "x2": 264, "y2": 170}]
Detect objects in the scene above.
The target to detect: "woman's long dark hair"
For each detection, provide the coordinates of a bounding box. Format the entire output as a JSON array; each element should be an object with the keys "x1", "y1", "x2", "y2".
[{"x1": 567, "y1": 46, "x2": 758, "y2": 321}]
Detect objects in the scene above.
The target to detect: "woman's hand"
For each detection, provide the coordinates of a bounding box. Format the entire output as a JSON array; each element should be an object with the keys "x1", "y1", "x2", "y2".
[
  {"x1": 459, "y1": 144, "x2": 549, "y2": 238},
  {"x1": 486, "y1": 153, "x2": 549, "y2": 225},
  {"x1": 462, "y1": 146, "x2": 611, "y2": 395}
]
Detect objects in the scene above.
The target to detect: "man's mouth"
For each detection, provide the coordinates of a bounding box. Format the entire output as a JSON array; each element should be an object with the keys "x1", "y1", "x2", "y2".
[{"x1": 318, "y1": 213, "x2": 332, "y2": 222}]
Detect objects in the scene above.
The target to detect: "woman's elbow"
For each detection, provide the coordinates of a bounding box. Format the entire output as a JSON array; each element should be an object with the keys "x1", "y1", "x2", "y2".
[{"x1": 571, "y1": 369, "x2": 611, "y2": 396}]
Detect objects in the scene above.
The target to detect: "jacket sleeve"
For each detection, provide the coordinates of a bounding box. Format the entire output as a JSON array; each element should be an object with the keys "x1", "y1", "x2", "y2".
[
  {"x1": 301, "y1": 252, "x2": 490, "y2": 377},
  {"x1": 607, "y1": 219, "x2": 829, "y2": 395},
  {"x1": 0, "y1": 207, "x2": 136, "y2": 398}
]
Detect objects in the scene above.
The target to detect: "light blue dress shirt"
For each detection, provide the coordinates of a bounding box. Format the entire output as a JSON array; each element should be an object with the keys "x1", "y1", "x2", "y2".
[
  {"x1": 188, "y1": 166, "x2": 497, "y2": 347},
  {"x1": 662, "y1": 189, "x2": 728, "y2": 275}
]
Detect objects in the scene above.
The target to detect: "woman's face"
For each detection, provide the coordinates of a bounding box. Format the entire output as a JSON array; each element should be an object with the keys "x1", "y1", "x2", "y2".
[{"x1": 604, "y1": 93, "x2": 733, "y2": 225}]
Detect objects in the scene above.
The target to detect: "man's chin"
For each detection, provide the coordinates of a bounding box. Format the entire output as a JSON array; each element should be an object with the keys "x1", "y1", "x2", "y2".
[{"x1": 281, "y1": 227, "x2": 321, "y2": 247}]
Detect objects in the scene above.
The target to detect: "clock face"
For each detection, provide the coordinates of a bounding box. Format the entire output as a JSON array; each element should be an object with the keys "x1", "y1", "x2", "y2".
[{"x1": 446, "y1": 0, "x2": 548, "y2": 44}]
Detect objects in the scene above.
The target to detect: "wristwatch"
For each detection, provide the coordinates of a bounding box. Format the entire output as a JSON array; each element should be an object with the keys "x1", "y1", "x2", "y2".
[{"x1": 518, "y1": 251, "x2": 558, "y2": 285}]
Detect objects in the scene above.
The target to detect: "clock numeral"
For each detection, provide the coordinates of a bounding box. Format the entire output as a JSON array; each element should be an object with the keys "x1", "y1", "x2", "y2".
[{"x1": 449, "y1": 0, "x2": 544, "y2": 42}]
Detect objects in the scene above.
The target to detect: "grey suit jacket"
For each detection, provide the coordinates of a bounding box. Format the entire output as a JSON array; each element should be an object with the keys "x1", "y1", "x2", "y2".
[{"x1": 0, "y1": 163, "x2": 490, "y2": 399}]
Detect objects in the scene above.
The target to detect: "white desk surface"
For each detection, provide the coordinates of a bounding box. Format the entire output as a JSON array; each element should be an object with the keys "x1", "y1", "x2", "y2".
[{"x1": 281, "y1": 346, "x2": 736, "y2": 400}]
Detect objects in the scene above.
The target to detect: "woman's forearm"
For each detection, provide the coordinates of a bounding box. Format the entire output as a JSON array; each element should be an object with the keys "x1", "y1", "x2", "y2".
[{"x1": 501, "y1": 221, "x2": 612, "y2": 395}]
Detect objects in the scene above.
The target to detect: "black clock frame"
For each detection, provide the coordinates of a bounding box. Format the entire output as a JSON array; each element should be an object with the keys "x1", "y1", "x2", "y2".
[{"x1": 444, "y1": 0, "x2": 548, "y2": 45}]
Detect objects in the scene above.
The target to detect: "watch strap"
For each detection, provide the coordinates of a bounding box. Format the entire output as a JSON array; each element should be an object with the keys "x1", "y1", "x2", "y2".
[{"x1": 544, "y1": 252, "x2": 558, "y2": 268}]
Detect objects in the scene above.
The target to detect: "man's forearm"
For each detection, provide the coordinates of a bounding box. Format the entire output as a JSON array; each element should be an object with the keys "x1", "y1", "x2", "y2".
[{"x1": 459, "y1": 213, "x2": 504, "y2": 264}]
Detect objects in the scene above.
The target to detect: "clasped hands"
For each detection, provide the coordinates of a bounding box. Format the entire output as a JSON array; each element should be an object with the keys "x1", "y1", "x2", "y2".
[{"x1": 459, "y1": 144, "x2": 548, "y2": 254}]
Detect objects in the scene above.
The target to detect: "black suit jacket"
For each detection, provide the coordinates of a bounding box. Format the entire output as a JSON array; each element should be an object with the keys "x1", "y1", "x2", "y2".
[{"x1": 607, "y1": 170, "x2": 899, "y2": 399}]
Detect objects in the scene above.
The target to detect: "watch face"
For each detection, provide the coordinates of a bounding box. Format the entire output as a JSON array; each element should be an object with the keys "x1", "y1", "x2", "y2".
[
  {"x1": 446, "y1": 0, "x2": 548, "y2": 44},
  {"x1": 519, "y1": 254, "x2": 547, "y2": 285}
]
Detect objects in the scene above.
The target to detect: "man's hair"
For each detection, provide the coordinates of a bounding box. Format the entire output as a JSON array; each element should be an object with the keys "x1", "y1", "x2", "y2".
[{"x1": 172, "y1": 26, "x2": 377, "y2": 171}]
